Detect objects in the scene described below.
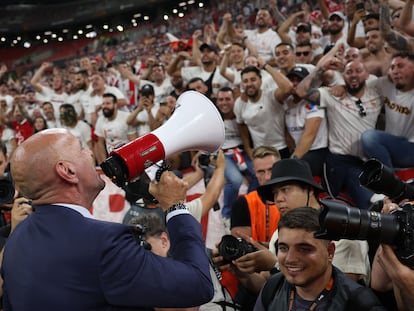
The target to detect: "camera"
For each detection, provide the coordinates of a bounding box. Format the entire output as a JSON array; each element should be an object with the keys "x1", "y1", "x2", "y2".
[
  {"x1": 0, "y1": 172, "x2": 15, "y2": 205},
  {"x1": 359, "y1": 158, "x2": 414, "y2": 203},
  {"x1": 316, "y1": 198, "x2": 414, "y2": 267},
  {"x1": 217, "y1": 235, "x2": 257, "y2": 263}
]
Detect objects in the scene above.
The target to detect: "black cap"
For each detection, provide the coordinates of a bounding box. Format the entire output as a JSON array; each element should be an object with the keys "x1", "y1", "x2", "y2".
[
  {"x1": 257, "y1": 159, "x2": 324, "y2": 202},
  {"x1": 296, "y1": 23, "x2": 311, "y2": 33},
  {"x1": 199, "y1": 43, "x2": 218, "y2": 54},
  {"x1": 140, "y1": 84, "x2": 155, "y2": 96},
  {"x1": 287, "y1": 66, "x2": 310, "y2": 80}
]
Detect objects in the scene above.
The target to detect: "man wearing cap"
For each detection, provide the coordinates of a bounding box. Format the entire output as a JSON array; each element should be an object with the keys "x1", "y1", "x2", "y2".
[
  {"x1": 281, "y1": 66, "x2": 328, "y2": 176},
  {"x1": 257, "y1": 159, "x2": 371, "y2": 285},
  {"x1": 126, "y1": 84, "x2": 159, "y2": 137},
  {"x1": 227, "y1": 159, "x2": 371, "y2": 295},
  {"x1": 322, "y1": 11, "x2": 349, "y2": 51}
]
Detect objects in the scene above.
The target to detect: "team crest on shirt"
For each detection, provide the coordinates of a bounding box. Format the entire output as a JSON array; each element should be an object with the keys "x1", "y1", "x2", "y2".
[{"x1": 305, "y1": 102, "x2": 317, "y2": 112}]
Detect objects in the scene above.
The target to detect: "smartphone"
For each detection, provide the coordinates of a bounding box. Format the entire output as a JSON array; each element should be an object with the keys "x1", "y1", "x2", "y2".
[{"x1": 356, "y1": 3, "x2": 365, "y2": 10}]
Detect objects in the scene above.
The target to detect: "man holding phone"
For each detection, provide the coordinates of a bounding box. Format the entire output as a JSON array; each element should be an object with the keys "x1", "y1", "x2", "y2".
[{"x1": 126, "y1": 84, "x2": 160, "y2": 136}]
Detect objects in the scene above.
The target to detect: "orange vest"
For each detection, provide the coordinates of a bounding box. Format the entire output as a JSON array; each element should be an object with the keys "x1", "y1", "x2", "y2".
[{"x1": 244, "y1": 190, "x2": 280, "y2": 242}]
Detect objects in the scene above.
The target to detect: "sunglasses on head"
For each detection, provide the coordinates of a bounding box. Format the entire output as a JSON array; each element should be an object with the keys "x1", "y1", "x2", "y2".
[
  {"x1": 295, "y1": 51, "x2": 311, "y2": 57},
  {"x1": 355, "y1": 99, "x2": 366, "y2": 117}
]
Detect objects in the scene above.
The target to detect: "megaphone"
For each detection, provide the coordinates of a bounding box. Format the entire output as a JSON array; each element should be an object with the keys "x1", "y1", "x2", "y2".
[{"x1": 101, "y1": 91, "x2": 225, "y2": 187}]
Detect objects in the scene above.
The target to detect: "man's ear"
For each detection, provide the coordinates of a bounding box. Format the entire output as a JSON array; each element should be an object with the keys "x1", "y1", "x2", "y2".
[
  {"x1": 327, "y1": 241, "x2": 335, "y2": 262},
  {"x1": 55, "y1": 160, "x2": 78, "y2": 184}
]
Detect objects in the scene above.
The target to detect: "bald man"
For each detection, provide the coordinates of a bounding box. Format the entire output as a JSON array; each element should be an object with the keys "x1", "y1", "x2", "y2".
[{"x1": 2, "y1": 129, "x2": 213, "y2": 310}]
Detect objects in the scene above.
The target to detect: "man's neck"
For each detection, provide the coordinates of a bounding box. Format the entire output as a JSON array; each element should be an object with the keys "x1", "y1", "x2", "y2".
[
  {"x1": 295, "y1": 266, "x2": 333, "y2": 301},
  {"x1": 257, "y1": 26, "x2": 269, "y2": 34}
]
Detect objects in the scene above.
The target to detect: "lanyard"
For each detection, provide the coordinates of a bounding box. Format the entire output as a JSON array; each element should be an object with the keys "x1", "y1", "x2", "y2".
[{"x1": 288, "y1": 277, "x2": 334, "y2": 311}]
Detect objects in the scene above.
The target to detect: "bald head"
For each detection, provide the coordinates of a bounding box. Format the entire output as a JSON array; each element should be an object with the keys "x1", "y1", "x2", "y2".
[{"x1": 11, "y1": 129, "x2": 104, "y2": 205}]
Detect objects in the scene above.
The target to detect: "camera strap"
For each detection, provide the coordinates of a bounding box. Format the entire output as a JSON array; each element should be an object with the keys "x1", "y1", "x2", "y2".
[{"x1": 288, "y1": 276, "x2": 333, "y2": 311}]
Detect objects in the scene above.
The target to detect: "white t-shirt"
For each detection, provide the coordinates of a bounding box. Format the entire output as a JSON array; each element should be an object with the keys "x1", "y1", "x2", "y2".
[
  {"x1": 284, "y1": 97, "x2": 328, "y2": 151},
  {"x1": 181, "y1": 66, "x2": 231, "y2": 96},
  {"x1": 222, "y1": 118, "x2": 243, "y2": 150},
  {"x1": 62, "y1": 121, "x2": 91, "y2": 149},
  {"x1": 140, "y1": 78, "x2": 173, "y2": 105},
  {"x1": 66, "y1": 86, "x2": 93, "y2": 118},
  {"x1": 244, "y1": 28, "x2": 282, "y2": 61},
  {"x1": 318, "y1": 86, "x2": 382, "y2": 158},
  {"x1": 94, "y1": 110, "x2": 136, "y2": 153},
  {"x1": 135, "y1": 105, "x2": 159, "y2": 137},
  {"x1": 234, "y1": 89, "x2": 286, "y2": 150},
  {"x1": 369, "y1": 77, "x2": 414, "y2": 142}
]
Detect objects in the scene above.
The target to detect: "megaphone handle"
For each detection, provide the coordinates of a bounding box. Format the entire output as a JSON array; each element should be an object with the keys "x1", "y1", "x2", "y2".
[{"x1": 155, "y1": 162, "x2": 171, "y2": 182}]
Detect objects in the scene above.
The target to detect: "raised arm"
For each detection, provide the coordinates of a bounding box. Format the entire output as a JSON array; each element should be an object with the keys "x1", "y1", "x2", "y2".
[
  {"x1": 347, "y1": 9, "x2": 366, "y2": 48},
  {"x1": 277, "y1": 11, "x2": 306, "y2": 44},
  {"x1": 398, "y1": 0, "x2": 414, "y2": 36},
  {"x1": 380, "y1": 0, "x2": 414, "y2": 51},
  {"x1": 30, "y1": 62, "x2": 52, "y2": 93},
  {"x1": 219, "y1": 46, "x2": 236, "y2": 84},
  {"x1": 257, "y1": 58, "x2": 293, "y2": 102}
]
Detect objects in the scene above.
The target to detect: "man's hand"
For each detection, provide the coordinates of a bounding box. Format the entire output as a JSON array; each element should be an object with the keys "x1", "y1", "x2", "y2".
[
  {"x1": 11, "y1": 197, "x2": 33, "y2": 233},
  {"x1": 148, "y1": 171, "x2": 188, "y2": 211},
  {"x1": 233, "y1": 234, "x2": 277, "y2": 273}
]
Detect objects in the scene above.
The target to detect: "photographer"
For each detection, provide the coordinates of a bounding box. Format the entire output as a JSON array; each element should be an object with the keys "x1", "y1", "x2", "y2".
[
  {"x1": 254, "y1": 207, "x2": 385, "y2": 311},
  {"x1": 371, "y1": 199, "x2": 414, "y2": 311}
]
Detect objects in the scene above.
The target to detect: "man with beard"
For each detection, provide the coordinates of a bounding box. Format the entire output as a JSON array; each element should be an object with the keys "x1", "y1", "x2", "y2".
[
  {"x1": 296, "y1": 59, "x2": 382, "y2": 209},
  {"x1": 361, "y1": 28, "x2": 392, "y2": 77},
  {"x1": 253, "y1": 207, "x2": 385, "y2": 311},
  {"x1": 88, "y1": 73, "x2": 127, "y2": 127},
  {"x1": 94, "y1": 93, "x2": 137, "y2": 164},
  {"x1": 243, "y1": 8, "x2": 281, "y2": 62},
  {"x1": 41, "y1": 101, "x2": 60, "y2": 128},
  {"x1": 66, "y1": 70, "x2": 92, "y2": 120},
  {"x1": 322, "y1": 11, "x2": 349, "y2": 51},
  {"x1": 234, "y1": 65, "x2": 293, "y2": 159},
  {"x1": 362, "y1": 52, "x2": 414, "y2": 171}
]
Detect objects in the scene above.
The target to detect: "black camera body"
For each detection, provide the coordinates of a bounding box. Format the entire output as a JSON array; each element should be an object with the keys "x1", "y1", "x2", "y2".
[
  {"x1": 217, "y1": 235, "x2": 257, "y2": 263},
  {"x1": 0, "y1": 172, "x2": 15, "y2": 205},
  {"x1": 316, "y1": 199, "x2": 414, "y2": 267}
]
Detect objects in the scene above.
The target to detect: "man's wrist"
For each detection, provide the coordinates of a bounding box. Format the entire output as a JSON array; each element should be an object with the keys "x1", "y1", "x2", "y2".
[{"x1": 165, "y1": 202, "x2": 190, "y2": 222}]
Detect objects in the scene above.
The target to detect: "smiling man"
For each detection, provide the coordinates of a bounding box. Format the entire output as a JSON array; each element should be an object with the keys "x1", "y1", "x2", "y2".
[{"x1": 253, "y1": 207, "x2": 385, "y2": 311}]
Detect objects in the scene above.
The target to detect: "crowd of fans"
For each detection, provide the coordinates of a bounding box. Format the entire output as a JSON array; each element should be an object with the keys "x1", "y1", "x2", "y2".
[{"x1": 1, "y1": 0, "x2": 414, "y2": 309}]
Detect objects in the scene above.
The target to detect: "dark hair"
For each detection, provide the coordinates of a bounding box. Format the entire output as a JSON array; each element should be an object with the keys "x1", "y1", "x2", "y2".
[
  {"x1": 103, "y1": 93, "x2": 117, "y2": 103},
  {"x1": 75, "y1": 69, "x2": 89, "y2": 78},
  {"x1": 218, "y1": 86, "x2": 234, "y2": 94},
  {"x1": 187, "y1": 77, "x2": 206, "y2": 90},
  {"x1": 278, "y1": 207, "x2": 321, "y2": 232},
  {"x1": 241, "y1": 66, "x2": 262, "y2": 79},
  {"x1": 275, "y1": 42, "x2": 295, "y2": 52},
  {"x1": 296, "y1": 41, "x2": 312, "y2": 49},
  {"x1": 60, "y1": 103, "x2": 77, "y2": 126},
  {"x1": 392, "y1": 51, "x2": 414, "y2": 62},
  {"x1": 129, "y1": 213, "x2": 167, "y2": 238}
]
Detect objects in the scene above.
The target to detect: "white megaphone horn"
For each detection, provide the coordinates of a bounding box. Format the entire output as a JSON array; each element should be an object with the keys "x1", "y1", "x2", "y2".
[{"x1": 101, "y1": 91, "x2": 225, "y2": 187}]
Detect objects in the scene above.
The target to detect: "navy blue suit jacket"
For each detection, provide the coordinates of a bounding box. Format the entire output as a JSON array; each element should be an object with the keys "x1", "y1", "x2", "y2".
[{"x1": 2, "y1": 205, "x2": 213, "y2": 310}]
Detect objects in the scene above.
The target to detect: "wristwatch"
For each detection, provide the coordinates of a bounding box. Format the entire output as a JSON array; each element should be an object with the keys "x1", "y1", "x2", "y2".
[{"x1": 166, "y1": 202, "x2": 188, "y2": 214}]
